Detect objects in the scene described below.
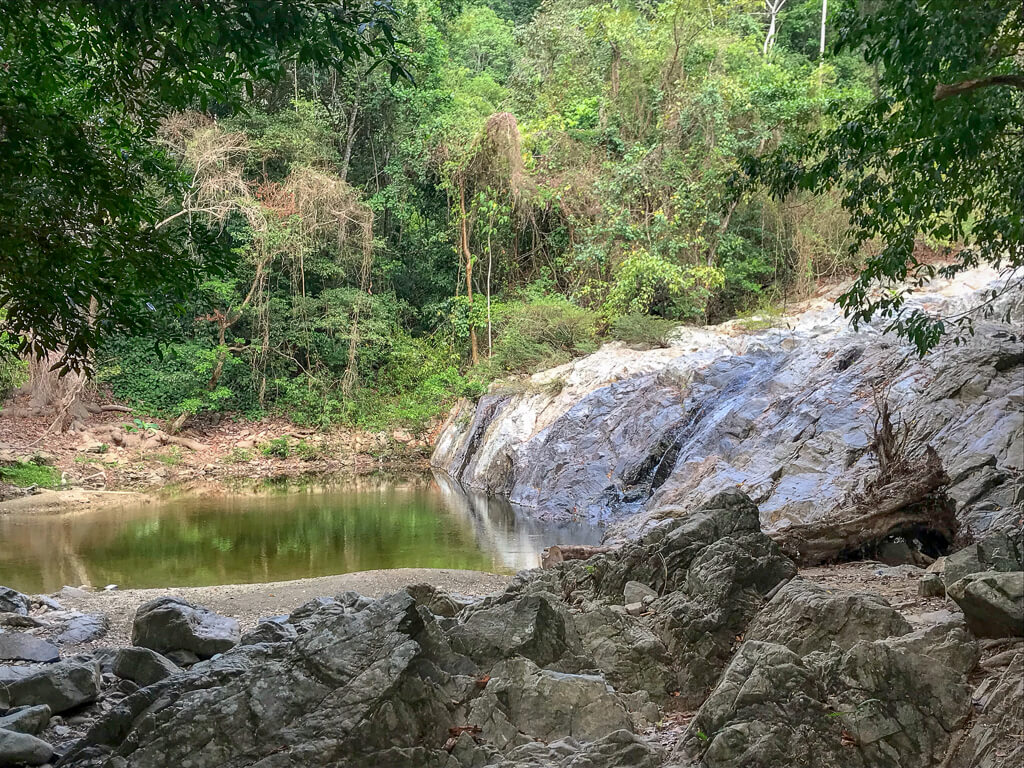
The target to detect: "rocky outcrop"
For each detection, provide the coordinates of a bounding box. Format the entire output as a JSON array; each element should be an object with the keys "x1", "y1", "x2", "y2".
[
  {"x1": 131, "y1": 597, "x2": 239, "y2": 659},
  {"x1": 431, "y1": 267, "x2": 1023, "y2": 541},
  {"x1": 49, "y1": 491, "x2": 1003, "y2": 768}
]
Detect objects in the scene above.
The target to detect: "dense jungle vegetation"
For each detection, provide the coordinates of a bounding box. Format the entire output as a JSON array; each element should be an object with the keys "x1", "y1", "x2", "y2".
[{"x1": 2, "y1": 1, "x2": 1021, "y2": 431}]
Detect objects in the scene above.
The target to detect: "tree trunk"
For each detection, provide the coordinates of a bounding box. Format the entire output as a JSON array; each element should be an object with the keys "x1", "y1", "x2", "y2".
[
  {"x1": 772, "y1": 446, "x2": 954, "y2": 565},
  {"x1": 459, "y1": 183, "x2": 479, "y2": 366}
]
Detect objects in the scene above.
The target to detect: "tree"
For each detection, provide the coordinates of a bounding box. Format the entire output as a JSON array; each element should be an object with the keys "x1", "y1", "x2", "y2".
[
  {"x1": 0, "y1": 0, "x2": 403, "y2": 371},
  {"x1": 750, "y1": 0, "x2": 1024, "y2": 353}
]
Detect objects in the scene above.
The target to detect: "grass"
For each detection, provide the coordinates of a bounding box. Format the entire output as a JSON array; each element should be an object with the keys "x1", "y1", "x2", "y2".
[{"x1": 0, "y1": 461, "x2": 61, "y2": 489}]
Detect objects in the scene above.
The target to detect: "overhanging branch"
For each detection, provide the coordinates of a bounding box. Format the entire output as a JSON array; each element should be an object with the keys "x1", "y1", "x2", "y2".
[{"x1": 934, "y1": 74, "x2": 1024, "y2": 101}]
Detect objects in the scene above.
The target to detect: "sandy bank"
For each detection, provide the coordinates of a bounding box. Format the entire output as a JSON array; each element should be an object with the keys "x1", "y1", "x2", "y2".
[{"x1": 55, "y1": 568, "x2": 513, "y2": 648}]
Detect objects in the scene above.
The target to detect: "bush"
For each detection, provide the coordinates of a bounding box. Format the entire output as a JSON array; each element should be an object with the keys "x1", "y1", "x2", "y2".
[
  {"x1": 604, "y1": 249, "x2": 724, "y2": 322},
  {"x1": 610, "y1": 314, "x2": 678, "y2": 348},
  {"x1": 487, "y1": 295, "x2": 599, "y2": 373}
]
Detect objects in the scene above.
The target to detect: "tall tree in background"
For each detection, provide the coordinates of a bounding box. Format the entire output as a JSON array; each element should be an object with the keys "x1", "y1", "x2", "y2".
[
  {"x1": 752, "y1": 0, "x2": 1024, "y2": 353},
  {"x1": 0, "y1": 0, "x2": 403, "y2": 371}
]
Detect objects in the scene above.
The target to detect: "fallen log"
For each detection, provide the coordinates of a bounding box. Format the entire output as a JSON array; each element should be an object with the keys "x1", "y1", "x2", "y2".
[
  {"x1": 541, "y1": 544, "x2": 615, "y2": 569},
  {"x1": 772, "y1": 446, "x2": 955, "y2": 566}
]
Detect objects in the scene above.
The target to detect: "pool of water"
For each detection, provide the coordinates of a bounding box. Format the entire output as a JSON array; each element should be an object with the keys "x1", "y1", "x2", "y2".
[{"x1": 0, "y1": 473, "x2": 604, "y2": 593}]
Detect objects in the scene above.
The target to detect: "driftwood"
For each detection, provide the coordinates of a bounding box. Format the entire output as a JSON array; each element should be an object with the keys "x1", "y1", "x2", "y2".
[
  {"x1": 773, "y1": 446, "x2": 954, "y2": 566},
  {"x1": 541, "y1": 544, "x2": 615, "y2": 569}
]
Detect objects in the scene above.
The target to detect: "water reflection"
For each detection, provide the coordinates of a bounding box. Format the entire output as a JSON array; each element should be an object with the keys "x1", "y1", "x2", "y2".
[{"x1": 0, "y1": 474, "x2": 604, "y2": 593}]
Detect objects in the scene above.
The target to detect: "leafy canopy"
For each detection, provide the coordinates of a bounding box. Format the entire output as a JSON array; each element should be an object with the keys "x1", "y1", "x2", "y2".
[
  {"x1": 750, "y1": 0, "x2": 1024, "y2": 353},
  {"x1": 0, "y1": 0, "x2": 403, "y2": 370}
]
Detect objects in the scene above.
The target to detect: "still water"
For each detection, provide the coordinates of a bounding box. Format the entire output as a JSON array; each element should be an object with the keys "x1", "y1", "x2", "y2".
[{"x1": 0, "y1": 473, "x2": 604, "y2": 594}]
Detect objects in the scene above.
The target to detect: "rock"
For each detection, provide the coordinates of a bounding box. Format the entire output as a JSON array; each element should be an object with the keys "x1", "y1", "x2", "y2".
[
  {"x1": 946, "y1": 651, "x2": 1024, "y2": 768},
  {"x1": 448, "y1": 592, "x2": 569, "y2": 667},
  {"x1": 111, "y1": 647, "x2": 180, "y2": 688},
  {"x1": 470, "y1": 658, "x2": 632, "y2": 747},
  {"x1": 131, "y1": 597, "x2": 239, "y2": 658},
  {"x1": 0, "y1": 587, "x2": 30, "y2": 616},
  {"x1": 624, "y1": 602, "x2": 644, "y2": 616},
  {"x1": 239, "y1": 619, "x2": 297, "y2": 645},
  {"x1": 405, "y1": 583, "x2": 474, "y2": 618},
  {"x1": 58, "y1": 586, "x2": 91, "y2": 600},
  {"x1": 919, "y1": 572, "x2": 946, "y2": 597},
  {"x1": 0, "y1": 658, "x2": 100, "y2": 713},
  {"x1": 0, "y1": 613, "x2": 46, "y2": 629},
  {"x1": 947, "y1": 571, "x2": 1024, "y2": 638},
  {"x1": 623, "y1": 580, "x2": 658, "y2": 604},
  {"x1": 745, "y1": 579, "x2": 912, "y2": 655},
  {"x1": 0, "y1": 706, "x2": 51, "y2": 735},
  {"x1": 0, "y1": 727, "x2": 53, "y2": 766},
  {"x1": 56, "y1": 612, "x2": 109, "y2": 645},
  {"x1": 35, "y1": 595, "x2": 62, "y2": 611},
  {"x1": 943, "y1": 531, "x2": 1023, "y2": 590},
  {"x1": 0, "y1": 633, "x2": 60, "y2": 663},
  {"x1": 163, "y1": 649, "x2": 200, "y2": 667}
]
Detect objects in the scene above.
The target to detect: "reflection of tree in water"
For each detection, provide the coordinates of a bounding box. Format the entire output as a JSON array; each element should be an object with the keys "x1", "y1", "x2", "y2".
[
  {"x1": 431, "y1": 470, "x2": 604, "y2": 572},
  {"x1": 0, "y1": 480, "x2": 604, "y2": 593}
]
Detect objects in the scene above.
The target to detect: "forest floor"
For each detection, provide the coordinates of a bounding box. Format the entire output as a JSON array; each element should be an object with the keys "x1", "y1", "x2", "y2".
[{"x1": 0, "y1": 390, "x2": 434, "y2": 506}]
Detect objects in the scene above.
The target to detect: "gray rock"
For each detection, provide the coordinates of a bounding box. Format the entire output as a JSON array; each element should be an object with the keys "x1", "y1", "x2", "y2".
[
  {"x1": 919, "y1": 572, "x2": 946, "y2": 597},
  {"x1": 163, "y1": 649, "x2": 200, "y2": 667},
  {"x1": 56, "y1": 612, "x2": 109, "y2": 645},
  {"x1": 239, "y1": 619, "x2": 297, "y2": 645},
  {"x1": 0, "y1": 613, "x2": 46, "y2": 629},
  {"x1": 0, "y1": 632, "x2": 59, "y2": 663},
  {"x1": 111, "y1": 647, "x2": 180, "y2": 688},
  {"x1": 623, "y1": 580, "x2": 658, "y2": 604},
  {"x1": 947, "y1": 571, "x2": 1024, "y2": 637},
  {"x1": 0, "y1": 706, "x2": 51, "y2": 735},
  {"x1": 405, "y1": 583, "x2": 474, "y2": 617},
  {"x1": 943, "y1": 531, "x2": 1023, "y2": 589},
  {"x1": 0, "y1": 658, "x2": 100, "y2": 713},
  {"x1": 58, "y1": 586, "x2": 90, "y2": 600},
  {"x1": 0, "y1": 727, "x2": 53, "y2": 766},
  {"x1": 946, "y1": 651, "x2": 1024, "y2": 768},
  {"x1": 0, "y1": 587, "x2": 30, "y2": 616},
  {"x1": 131, "y1": 597, "x2": 239, "y2": 658},
  {"x1": 745, "y1": 579, "x2": 912, "y2": 655},
  {"x1": 448, "y1": 592, "x2": 569, "y2": 667}
]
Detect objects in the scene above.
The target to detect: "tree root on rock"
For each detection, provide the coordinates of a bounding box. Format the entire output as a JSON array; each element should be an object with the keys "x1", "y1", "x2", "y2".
[{"x1": 772, "y1": 446, "x2": 955, "y2": 566}]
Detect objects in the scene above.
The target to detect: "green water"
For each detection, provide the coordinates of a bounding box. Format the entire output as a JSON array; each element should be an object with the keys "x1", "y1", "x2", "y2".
[{"x1": 0, "y1": 474, "x2": 603, "y2": 593}]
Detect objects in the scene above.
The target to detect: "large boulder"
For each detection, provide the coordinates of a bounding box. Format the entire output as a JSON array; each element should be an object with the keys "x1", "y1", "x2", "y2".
[
  {"x1": 947, "y1": 571, "x2": 1024, "y2": 637},
  {"x1": 468, "y1": 657, "x2": 632, "y2": 748},
  {"x1": 0, "y1": 588, "x2": 30, "y2": 617},
  {"x1": 0, "y1": 727, "x2": 53, "y2": 767},
  {"x1": 943, "y1": 530, "x2": 1022, "y2": 590},
  {"x1": 745, "y1": 579, "x2": 912, "y2": 655},
  {"x1": 0, "y1": 632, "x2": 59, "y2": 663},
  {"x1": 131, "y1": 597, "x2": 239, "y2": 658},
  {"x1": 111, "y1": 647, "x2": 180, "y2": 688},
  {"x1": 56, "y1": 612, "x2": 110, "y2": 645},
  {"x1": 0, "y1": 657, "x2": 100, "y2": 713},
  {"x1": 0, "y1": 706, "x2": 51, "y2": 736},
  {"x1": 448, "y1": 592, "x2": 569, "y2": 667}
]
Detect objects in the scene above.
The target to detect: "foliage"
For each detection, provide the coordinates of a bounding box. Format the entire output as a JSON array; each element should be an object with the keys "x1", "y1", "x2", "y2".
[
  {"x1": 610, "y1": 314, "x2": 679, "y2": 348},
  {"x1": 0, "y1": 461, "x2": 61, "y2": 489},
  {"x1": 604, "y1": 250, "x2": 725, "y2": 321},
  {"x1": 0, "y1": 0, "x2": 403, "y2": 370},
  {"x1": 751, "y1": 0, "x2": 1024, "y2": 353},
  {"x1": 260, "y1": 437, "x2": 293, "y2": 459}
]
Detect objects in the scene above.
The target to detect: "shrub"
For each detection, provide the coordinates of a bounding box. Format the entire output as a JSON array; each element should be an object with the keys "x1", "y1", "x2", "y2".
[
  {"x1": 260, "y1": 437, "x2": 292, "y2": 458},
  {"x1": 610, "y1": 314, "x2": 678, "y2": 348},
  {"x1": 487, "y1": 295, "x2": 599, "y2": 373},
  {"x1": 604, "y1": 249, "x2": 724, "y2": 322}
]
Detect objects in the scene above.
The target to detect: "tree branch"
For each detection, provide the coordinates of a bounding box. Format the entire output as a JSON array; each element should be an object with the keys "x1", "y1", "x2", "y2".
[{"x1": 934, "y1": 74, "x2": 1024, "y2": 101}]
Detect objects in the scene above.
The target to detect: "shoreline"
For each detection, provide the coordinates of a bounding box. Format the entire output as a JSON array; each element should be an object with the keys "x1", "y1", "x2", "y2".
[{"x1": 51, "y1": 567, "x2": 514, "y2": 649}]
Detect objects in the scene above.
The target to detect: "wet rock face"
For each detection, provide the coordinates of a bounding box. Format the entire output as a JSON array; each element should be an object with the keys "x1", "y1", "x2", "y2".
[
  {"x1": 431, "y1": 269, "x2": 1023, "y2": 538},
  {"x1": 131, "y1": 597, "x2": 240, "y2": 659}
]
